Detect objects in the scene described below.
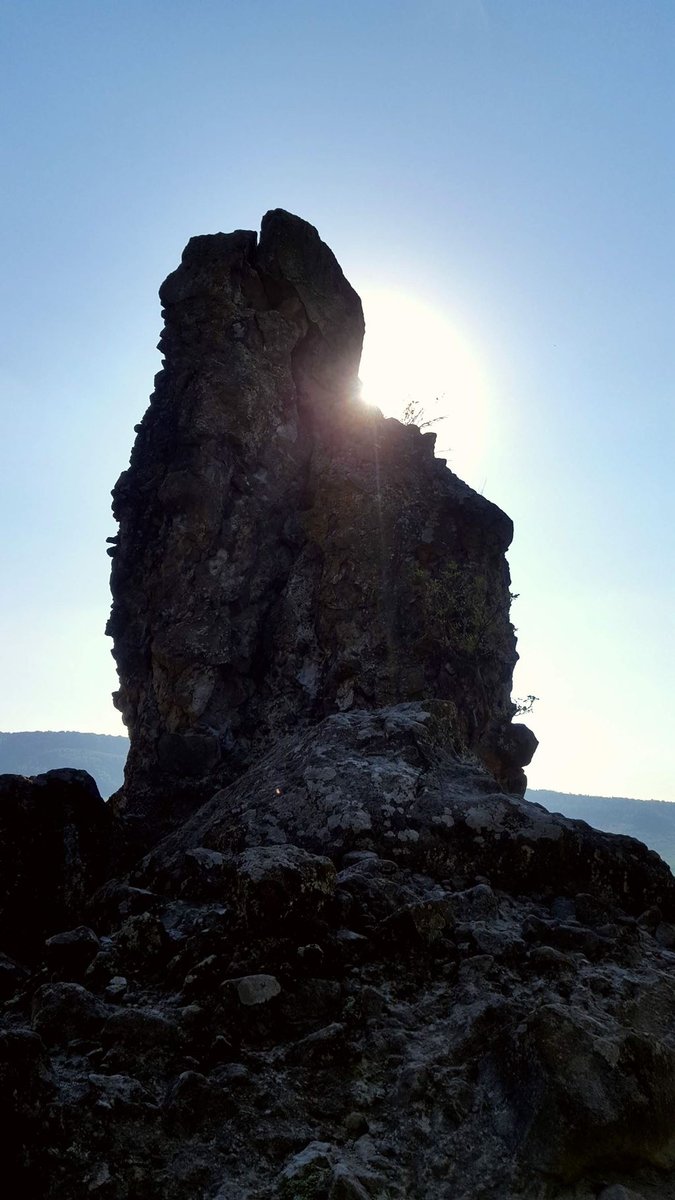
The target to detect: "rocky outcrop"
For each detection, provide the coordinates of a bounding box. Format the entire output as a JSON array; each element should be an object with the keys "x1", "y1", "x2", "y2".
[
  {"x1": 6, "y1": 211, "x2": 674, "y2": 1199},
  {"x1": 107, "y1": 210, "x2": 532, "y2": 844},
  {"x1": 140, "y1": 703, "x2": 675, "y2": 919},
  {"x1": 3, "y1": 716, "x2": 675, "y2": 1198}
]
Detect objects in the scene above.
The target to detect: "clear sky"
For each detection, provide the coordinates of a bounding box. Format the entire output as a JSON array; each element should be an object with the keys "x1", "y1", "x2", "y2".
[{"x1": 1, "y1": 1, "x2": 673, "y2": 800}]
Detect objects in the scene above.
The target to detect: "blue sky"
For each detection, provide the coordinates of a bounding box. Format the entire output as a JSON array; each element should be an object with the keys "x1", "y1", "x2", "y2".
[{"x1": 0, "y1": 1, "x2": 672, "y2": 799}]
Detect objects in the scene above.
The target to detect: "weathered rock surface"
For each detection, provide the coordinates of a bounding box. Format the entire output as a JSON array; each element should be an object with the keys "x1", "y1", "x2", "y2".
[
  {"x1": 4, "y1": 212, "x2": 675, "y2": 1199},
  {"x1": 107, "y1": 209, "x2": 531, "y2": 844},
  {"x1": 4, "y1": 728, "x2": 675, "y2": 1198},
  {"x1": 140, "y1": 704, "x2": 675, "y2": 919}
]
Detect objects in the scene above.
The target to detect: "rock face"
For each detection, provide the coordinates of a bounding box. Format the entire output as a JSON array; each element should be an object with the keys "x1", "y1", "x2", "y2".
[
  {"x1": 7, "y1": 211, "x2": 675, "y2": 1199},
  {"x1": 142, "y1": 704, "x2": 675, "y2": 919},
  {"x1": 107, "y1": 209, "x2": 532, "y2": 842}
]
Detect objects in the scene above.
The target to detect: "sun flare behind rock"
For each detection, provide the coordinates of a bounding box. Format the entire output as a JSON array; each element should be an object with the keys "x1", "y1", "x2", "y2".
[{"x1": 359, "y1": 287, "x2": 488, "y2": 481}]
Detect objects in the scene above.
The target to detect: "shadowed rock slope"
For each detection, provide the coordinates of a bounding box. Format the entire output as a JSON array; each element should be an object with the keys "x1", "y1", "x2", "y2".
[
  {"x1": 3, "y1": 710, "x2": 675, "y2": 1199},
  {"x1": 3, "y1": 212, "x2": 675, "y2": 1200},
  {"x1": 107, "y1": 209, "x2": 534, "y2": 845},
  {"x1": 532, "y1": 789, "x2": 675, "y2": 873}
]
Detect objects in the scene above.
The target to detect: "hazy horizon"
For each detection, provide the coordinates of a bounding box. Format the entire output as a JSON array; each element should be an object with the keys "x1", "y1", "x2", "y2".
[{"x1": 1, "y1": 730, "x2": 671, "y2": 807}]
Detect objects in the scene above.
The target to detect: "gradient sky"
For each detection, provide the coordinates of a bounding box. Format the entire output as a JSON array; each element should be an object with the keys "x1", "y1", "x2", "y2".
[{"x1": 1, "y1": 1, "x2": 673, "y2": 800}]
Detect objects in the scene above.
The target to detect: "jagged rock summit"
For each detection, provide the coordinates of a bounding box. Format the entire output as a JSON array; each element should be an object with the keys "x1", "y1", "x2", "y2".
[{"x1": 107, "y1": 209, "x2": 534, "y2": 844}]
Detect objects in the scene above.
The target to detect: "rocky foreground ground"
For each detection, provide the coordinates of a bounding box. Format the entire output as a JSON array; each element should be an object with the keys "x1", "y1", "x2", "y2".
[{"x1": 4, "y1": 705, "x2": 675, "y2": 1199}]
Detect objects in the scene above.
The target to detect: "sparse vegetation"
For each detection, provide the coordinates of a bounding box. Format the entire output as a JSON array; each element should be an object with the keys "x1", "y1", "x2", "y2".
[
  {"x1": 401, "y1": 397, "x2": 449, "y2": 431},
  {"x1": 411, "y1": 560, "x2": 502, "y2": 659}
]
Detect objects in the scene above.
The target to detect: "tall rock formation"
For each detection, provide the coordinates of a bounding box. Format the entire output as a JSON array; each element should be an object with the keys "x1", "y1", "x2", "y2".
[
  {"x1": 6, "y1": 212, "x2": 675, "y2": 1200},
  {"x1": 107, "y1": 210, "x2": 534, "y2": 841}
]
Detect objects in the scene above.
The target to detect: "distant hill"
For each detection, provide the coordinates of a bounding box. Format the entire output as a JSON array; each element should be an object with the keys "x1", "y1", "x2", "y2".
[
  {"x1": 0, "y1": 731, "x2": 129, "y2": 799},
  {"x1": 529, "y1": 788, "x2": 675, "y2": 873},
  {"x1": 2, "y1": 734, "x2": 672, "y2": 870}
]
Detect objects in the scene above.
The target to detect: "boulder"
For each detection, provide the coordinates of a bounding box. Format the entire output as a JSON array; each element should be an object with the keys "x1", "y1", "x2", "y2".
[
  {"x1": 0, "y1": 769, "x2": 112, "y2": 957},
  {"x1": 496, "y1": 1003, "x2": 675, "y2": 1179},
  {"x1": 232, "y1": 844, "x2": 337, "y2": 926},
  {"x1": 111, "y1": 911, "x2": 170, "y2": 972},
  {"x1": 45, "y1": 925, "x2": 100, "y2": 979},
  {"x1": 226, "y1": 974, "x2": 281, "y2": 1007},
  {"x1": 31, "y1": 982, "x2": 110, "y2": 1045},
  {"x1": 100, "y1": 1007, "x2": 183, "y2": 1080},
  {"x1": 163, "y1": 1069, "x2": 231, "y2": 1131}
]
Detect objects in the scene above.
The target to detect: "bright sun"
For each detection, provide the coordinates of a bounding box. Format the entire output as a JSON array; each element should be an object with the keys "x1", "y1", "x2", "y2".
[{"x1": 358, "y1": 288, "x2": 488, "y2": 483}]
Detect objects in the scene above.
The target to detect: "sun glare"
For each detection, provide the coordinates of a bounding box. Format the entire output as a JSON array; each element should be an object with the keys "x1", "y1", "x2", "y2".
[{"x1": 358, "y1": 288, "x2": 488, "y2": 482}]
